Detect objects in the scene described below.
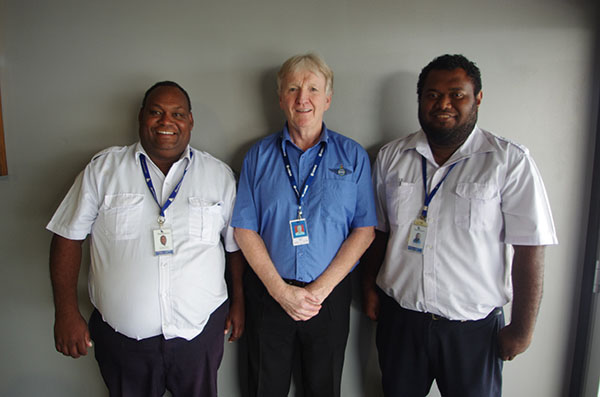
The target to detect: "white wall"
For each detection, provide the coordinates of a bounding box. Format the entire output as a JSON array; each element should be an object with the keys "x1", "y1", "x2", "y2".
[{"x1": 0, "y1": 0, "x2": 597, "y2": 395}]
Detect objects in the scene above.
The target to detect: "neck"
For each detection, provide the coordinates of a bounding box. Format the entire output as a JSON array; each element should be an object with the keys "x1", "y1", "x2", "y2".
[
  {"x1": 154, "y1": 160, "x2": 175, "y2": 176},
  {"x1": 289, "y1": 126, "x2": 322, "y2": 151},
  {"x1": 146, "y1": 153, "x2": 183, "y2": 176},
  {"x1": 428, "y1": 140, "x2": 461, "y2": 166}
]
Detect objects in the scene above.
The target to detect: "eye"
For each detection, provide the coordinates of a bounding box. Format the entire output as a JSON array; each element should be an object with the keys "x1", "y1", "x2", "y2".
[
  {"x1": 149, "y1": 110, "x2": 161, "y2": 116},
  {"x1": 310, "y1": 87, "x2": 319, "y2": 92},
  {"x1": 452, "y1": 92, "x2": 465, "y2": 99},
  {"x1": 173, "y1": 112, "x2": 183, "y2": 118}
]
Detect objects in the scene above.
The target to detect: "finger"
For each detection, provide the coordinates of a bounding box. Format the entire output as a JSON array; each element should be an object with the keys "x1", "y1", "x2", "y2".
[
  {"x1": 76, "y1": 340, "x2": 89, "y2": 357},
  {"x1": 229, "y1": 325, "x2": 241, "y2": 342},
  {"x1": 224, "y1": 319, "x2": 232, "y2": 335}
]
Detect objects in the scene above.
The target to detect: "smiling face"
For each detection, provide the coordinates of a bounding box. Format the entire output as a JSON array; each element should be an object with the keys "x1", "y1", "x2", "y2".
[
  {"x1": 138, "y1": 86, "x2": 193, "y2": 171},
  {"x1": 279, "y1": 69, "x2": 331, "y2": 139},
  {"x1": 418, "y1": 68, "x2": 482, "y2": 148}
]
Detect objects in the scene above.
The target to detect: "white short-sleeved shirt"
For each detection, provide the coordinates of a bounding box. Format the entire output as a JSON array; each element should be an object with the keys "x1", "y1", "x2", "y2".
[
  {"x1": 47, "y1": 142, "x2": 238, "y2": 340},
  {"x1": 373, "y1": 127, "x2": 557, "y2": 321}
]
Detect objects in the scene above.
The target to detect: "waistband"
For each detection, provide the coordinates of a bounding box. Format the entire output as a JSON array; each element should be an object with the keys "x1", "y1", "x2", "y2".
[{"x1": 399, "y1": 305, "x2": 503, "y2": 323}]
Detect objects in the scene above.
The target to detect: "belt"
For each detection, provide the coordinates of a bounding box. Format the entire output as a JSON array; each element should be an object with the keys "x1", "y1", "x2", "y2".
[
  {"x1": 424, "y1": 307, "x2": 502, "y2": 322},
  {"x1": 428, "y1": 312, "x2": 454, "y2": 321},
  {"x1": 283, "y1": 278, "x2": 309, "y2": 288}
]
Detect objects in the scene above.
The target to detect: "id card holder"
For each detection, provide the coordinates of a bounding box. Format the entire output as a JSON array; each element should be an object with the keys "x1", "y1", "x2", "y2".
[
  {"x1": 290, "y1": 218, "x2": 309, "y2": 246},
  {"x1": 407, "y1": 218, "x2": 427, "y2": 253},
  {"x1": 153, "y1": 228, "x2": 174, "y2": 255}
]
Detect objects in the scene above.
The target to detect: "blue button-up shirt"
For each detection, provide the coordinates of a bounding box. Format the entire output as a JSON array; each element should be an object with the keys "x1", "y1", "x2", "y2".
[{"x1": 232, "y1": 124, "x2": 377, "y2": 282}]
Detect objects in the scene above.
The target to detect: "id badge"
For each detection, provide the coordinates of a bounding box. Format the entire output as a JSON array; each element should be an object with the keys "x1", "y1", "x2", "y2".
[
  {"x1": 153, "y1": 228, "x2": 174, "y2": 255},
  {"x1": 290, "y1": 218, "x2": 309, "y2": 246},
  {"x1": 407, "y1": 219, "x2": 427, "y2": 253}
]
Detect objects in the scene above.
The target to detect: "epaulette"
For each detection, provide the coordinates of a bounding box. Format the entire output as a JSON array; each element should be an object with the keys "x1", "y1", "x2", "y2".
[{"x1": 91, "y1": 146, "x2": 127, "y2": 162}]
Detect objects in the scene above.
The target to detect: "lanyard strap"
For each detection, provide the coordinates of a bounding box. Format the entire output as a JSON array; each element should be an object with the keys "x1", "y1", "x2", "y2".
[
  {"x1": 421, "y1": 156, "x2": 456, "y2": 220},
  {"x1": 281, "y1": 139, "x2": 326, "y2": 218},
  {"x1": 140, "y1": 151, "x2": 192, "y2": 225}
]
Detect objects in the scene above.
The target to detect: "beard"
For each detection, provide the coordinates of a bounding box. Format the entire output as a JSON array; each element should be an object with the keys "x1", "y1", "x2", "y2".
[{"x1": 418, "y1": 103, "x2": 478, "y2": 148}]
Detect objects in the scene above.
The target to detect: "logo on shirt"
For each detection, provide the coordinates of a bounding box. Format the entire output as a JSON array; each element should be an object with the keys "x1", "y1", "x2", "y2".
[{"x1": 329, "y1": 164, "x2": 352, "y2": 176}]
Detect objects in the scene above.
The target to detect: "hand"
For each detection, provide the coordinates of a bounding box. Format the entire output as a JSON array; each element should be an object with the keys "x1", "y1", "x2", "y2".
[
  {"x1": 54, "y1": 311, "x2": 92, "y2": 358},
  {"x1": 497, "y1": 323, "x2": 533, "y2": 361},
  {"x1": 274, "y1": 284, "x2": 321, "y2": 321},
  {"x1": 224, "y1": 298, "x2": 245, "y2": 342},
  {"x1": 363, "y1": 285, "x2": 380, "y2": 321},
  {"x1": 304, "y1": 281, "x2": 332, "y2": 306}
]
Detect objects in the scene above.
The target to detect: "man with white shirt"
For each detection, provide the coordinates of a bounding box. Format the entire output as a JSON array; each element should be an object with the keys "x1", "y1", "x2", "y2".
[
  {"x1": 47, "y1": 81, "x2": 244, "y2": 397},
  {"x1": 362, "y1": 55, "x2": 558, "y2": 396}
]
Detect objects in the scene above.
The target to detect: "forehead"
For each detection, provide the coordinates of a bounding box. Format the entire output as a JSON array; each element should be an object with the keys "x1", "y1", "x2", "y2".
[
  {"x1": 282, "y1": 68, "x2": 327, "y2": 86},
  {"x1": 423, "y1": 68, "x2": 474, "y2": 92},
  {"x1": 145, "y1": 86, "x2": 189, "y2": 109}
]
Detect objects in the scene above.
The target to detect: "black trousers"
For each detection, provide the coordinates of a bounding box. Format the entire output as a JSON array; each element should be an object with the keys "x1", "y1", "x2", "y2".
[
  {"x1": 376, "y1": 291, "x2": 504, "y2": 397},
  {"x1": 244, "y1": 269, "x2": 352, "y2": 397},
  {"x1": 88, "y1": 301, "x2": 228, "y2": 397}
]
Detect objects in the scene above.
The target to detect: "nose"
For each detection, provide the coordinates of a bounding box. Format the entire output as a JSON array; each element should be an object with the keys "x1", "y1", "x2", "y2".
[
  {"x1": 435, "y1": 95, "x2": 452, "y2": 110},
  {"x1": 296, "y1": 88, "x2": 309, "y2": 104},
  {"x1": 159, "y1": 112, "x2": 174, "y2": 125}
]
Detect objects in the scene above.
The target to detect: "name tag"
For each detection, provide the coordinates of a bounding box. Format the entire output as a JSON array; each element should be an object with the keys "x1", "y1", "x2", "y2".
[
  {"x1": 153, "y1": 228, "x2": 174, "y2": 255},
  {"x1": 407, "y1": 219, "x2": 427, "y2": 253},
  {"x1": 290, "y1": 218, "x2": 309, "y2": 246}
]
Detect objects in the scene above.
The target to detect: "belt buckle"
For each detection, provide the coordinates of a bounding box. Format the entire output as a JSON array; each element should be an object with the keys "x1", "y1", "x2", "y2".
[{"x1": 430, "y1": 313, "x2": 441, "y2": 321}]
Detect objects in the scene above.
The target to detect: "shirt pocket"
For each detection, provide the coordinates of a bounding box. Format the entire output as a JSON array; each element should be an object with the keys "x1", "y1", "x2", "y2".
[
  {"x1": 189, "y1": 198, "x2": 225, "y2": 245},
  {"x1": 385, "y1": 181, "x2": 416, "y2": 226},
  {"x1": 454, "y1": 183, "x2": 500, "y2": 230},
  {"x1": 100, "y1": 193, "x2": 144, "y2": 240},
  {"x1": 322, "y1": 179, "x2": 357, "y2": 224}
]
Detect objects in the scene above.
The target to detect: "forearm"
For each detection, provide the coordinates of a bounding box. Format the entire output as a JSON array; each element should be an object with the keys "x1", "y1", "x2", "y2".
[
  {"x1": 509, "y1": 245, "x2": 545, "y2": 337},
  {"x1": 361, "y1": 230, "x2": 388, "y2": 291},
  {"x1": 309, "y1": 226, "x2": 376, "y2": 302},
  {"x1": 226, "y1": 250, "x2": 246, "y2": 302},
  {"x1": 49, "y1": 234, "x2": 85, "y2": 316},
  {"x1": 234, "y1": 227, "x2": 321, "y2": 321},
  {"x1": 233, "y1": 227, "x2": 287, "y2": 299}
]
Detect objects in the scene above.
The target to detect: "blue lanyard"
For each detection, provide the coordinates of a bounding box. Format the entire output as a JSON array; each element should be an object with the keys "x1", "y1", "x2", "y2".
[
  {"x1": 421, "y1": 156, "x2": 456, "y2": 220},
  {"x1": 139, "y1": 151, "x2": 192, "y2": 226},
  {"x1": 281, "y1": 139, "x2": 326, "y2": 218}
]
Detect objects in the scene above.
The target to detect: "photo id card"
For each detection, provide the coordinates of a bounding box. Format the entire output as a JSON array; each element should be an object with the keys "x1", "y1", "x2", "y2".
[
  {"x1": 290, "y1": 218, "x2": 309, "y2": 246},
  {"x1": 407, "y1": 219, "x2": 427, "y2": 253},
  {"x1": 153, "y1": 228, "x2": 174, "y2": 255}
]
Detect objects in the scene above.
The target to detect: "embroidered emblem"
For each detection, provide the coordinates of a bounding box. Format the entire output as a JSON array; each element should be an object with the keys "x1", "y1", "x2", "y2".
[{"x1": 329, "y1": 164, "x2": 352, "y2": 176}]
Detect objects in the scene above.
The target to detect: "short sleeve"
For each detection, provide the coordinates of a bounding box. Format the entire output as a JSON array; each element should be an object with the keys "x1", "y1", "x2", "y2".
[
  {"x1": 372, "y1": 149, "x2": 390, "y2": 233},
  {"x1": 46, "y1": 166, "x2": 100, "y2": 240},
  {"x1": 501, "y1": 150, "x2": 557, "y2": 246},
  {"x1": 351, "y1": 147, "x2": 378, "y2": 228},
  {"x1": 231, "y1": 147, "x2": 260, "y2": 232}
]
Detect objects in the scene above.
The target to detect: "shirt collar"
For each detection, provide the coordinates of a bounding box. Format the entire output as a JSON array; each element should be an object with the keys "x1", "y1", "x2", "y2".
[
  {"x1": 134, "y1": 142, "x2": 193, "y2": 168},
  {"x1": 410, "y1": 126, "x2": 496, "y2": 166},
  {"x1": 280, "y1": 122, "x2": 329, "y2": 154}
]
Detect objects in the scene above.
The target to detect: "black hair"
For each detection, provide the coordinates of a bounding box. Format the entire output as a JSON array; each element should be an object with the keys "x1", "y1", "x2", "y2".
[
  {"x1": 141, "y1": 81, "x2": 191, "y2": 111},
  {"x1": 417, "y1": 54, "x2": 481, "y2": 100}
]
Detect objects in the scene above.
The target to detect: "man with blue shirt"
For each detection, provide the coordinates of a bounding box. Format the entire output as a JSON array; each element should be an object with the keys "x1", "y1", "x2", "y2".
[{"x1": 232, "y1": 53, "x2": 376, "y2": 397}]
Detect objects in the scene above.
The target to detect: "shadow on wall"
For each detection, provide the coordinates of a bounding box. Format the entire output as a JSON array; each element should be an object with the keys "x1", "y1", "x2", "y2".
[
  {"x1": 367, "y1": 70, "x2": 420, "y2": 162},
  {"x1": 229, "y1": 66, "x2": 285, "y2": 175}
]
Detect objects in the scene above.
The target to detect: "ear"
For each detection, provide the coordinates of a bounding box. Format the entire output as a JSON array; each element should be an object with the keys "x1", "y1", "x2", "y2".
[
  {"x1": 188, "y1": 112, "x2": 194, "y2": 129},
  {"x1": 475, "y1": 90, "x2": 483, "y2": 107},
  {"x1": 324, "y1": 94, "x2": 332, "y2": 111}
]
